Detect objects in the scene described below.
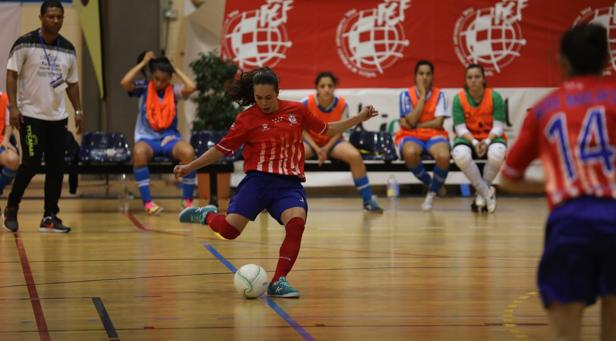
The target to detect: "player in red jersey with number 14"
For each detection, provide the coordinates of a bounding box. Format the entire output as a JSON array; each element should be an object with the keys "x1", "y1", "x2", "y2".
[
  {"x1": 501, "y1": 24, "x2": 616, "y2": 340},
  {"x1": 174, "y1": 67, "x2": 379, "y2": 298}
]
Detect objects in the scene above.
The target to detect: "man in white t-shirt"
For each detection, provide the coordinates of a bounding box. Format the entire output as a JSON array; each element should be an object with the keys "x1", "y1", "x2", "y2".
[{"x1": 4, "y1": 0, "x2": 84, "y2": 233}]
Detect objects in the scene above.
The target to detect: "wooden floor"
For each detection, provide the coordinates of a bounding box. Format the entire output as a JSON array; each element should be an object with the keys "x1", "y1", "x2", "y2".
[{"x1": 0, "y1": 195, "x2": 602, "y2": 340}]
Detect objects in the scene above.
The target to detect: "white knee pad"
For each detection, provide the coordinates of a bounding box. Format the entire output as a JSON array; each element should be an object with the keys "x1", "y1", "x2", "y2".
[
  {"x1": 452, "y1": 145, "x2": 473, "y2": 169},
  {"x1": 487, "y1": 143, "x2": 506, "y2": 166}
]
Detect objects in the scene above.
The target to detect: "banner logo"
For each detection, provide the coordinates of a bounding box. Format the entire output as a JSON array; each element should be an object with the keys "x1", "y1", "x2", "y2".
[
  {"x1": 573, "y1": 3, "x2": 616, "y2": 75},
  {"x1": 336, "y1": 0, "x2": 411, "y2": 78},
  {"x1": 222, "y1": 0, "x2": 293, "y2": 69},
  {"x1": 454, "y1": 0, "x2": 527, "y2": 75}
]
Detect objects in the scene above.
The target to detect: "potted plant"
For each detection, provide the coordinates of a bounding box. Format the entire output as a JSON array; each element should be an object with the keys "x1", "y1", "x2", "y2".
[{"x1": 190, "y1": 51, "x2": 240, "y2": 208}]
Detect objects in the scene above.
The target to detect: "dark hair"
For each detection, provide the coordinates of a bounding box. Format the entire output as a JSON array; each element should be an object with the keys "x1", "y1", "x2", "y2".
[
  {"x1": 414, "y1": 60, "x2": 434, "y2": 75},
  {"x1": 228, "y1": 67, "x2": 279, "y2": 106},
  {"x1": 136, "y1": 52, "x2": 174, "y2": 77},
  {"x1": 41, "y1": 0, "x2": 64, "y2": 15},
  {"x1": 149, "y1": 57, "x2": 174, "y2": 76},
  {"x1": 314, "y1": 71, "x2": 338, "y2": 88},
  {"x1": 561, "y1": 23, "x2": 608, "y2": 76},
  {"x1": 465, "y1": 63, "x2": 487, "y2": 88}
]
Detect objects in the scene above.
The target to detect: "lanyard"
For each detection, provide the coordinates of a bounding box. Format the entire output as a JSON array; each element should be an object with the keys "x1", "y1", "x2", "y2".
[{"x1": 37, "y1": 29, "x2": 60, "y2": 74}]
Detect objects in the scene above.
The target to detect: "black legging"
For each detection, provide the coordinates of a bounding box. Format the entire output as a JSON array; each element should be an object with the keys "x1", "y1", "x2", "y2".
[{"x1": 7, "y1": 116, "x2": 67, "y2": 216}]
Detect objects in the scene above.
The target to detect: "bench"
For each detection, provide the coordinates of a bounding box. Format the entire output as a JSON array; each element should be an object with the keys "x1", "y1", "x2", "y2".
[
  {"x1": 37, "y1": 161, "x2": 234, "y2": 207},
  {"x1": 47, "y1": 131, "x2": 238, "y2": 207}
]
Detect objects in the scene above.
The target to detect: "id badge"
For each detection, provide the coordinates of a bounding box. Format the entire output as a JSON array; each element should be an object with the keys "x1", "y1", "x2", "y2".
[{"x1": 51, "y1": 76, "x2": 67, "y2": 94}]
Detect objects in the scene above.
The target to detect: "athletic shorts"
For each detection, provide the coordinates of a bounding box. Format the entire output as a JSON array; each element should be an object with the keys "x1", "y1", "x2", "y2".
[
  {"x1": 398, "y1": 136, "x2": 449, "y2": 156},
  {"x1": 538, "y1": 196, "x2": 616, "y2": 307},
  {"x1": 227, "y1": 171, "x2": 308, "y2": 225},
  {"x1": 139, "y1": 134, "x2": 181, "y2": 157}
]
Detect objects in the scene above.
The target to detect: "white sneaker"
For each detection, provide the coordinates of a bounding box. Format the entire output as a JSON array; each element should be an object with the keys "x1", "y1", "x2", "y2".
[
  {"x1": 421, "y1": 192, "x2": 437, "y2": 211},
  {"x1": 474, "y1": 193, "x2": 486, "y2": 208},
  {"x1": 485, "y1": 186, "x2": 496, "y2": 213}
]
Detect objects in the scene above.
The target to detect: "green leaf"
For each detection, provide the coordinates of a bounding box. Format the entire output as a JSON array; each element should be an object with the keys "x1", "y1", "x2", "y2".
[{"x1": 189, "y1": 51, "x2": 241, "y2": 131}]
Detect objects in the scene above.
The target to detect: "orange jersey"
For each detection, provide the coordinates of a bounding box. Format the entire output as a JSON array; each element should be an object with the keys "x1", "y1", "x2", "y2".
[
  {"x1": 457, "y1": 88, "x2": 506, "y2": 141},
  {"x1": 395, "y1": 86, "x2": 448, "y2": 145},
  {"x1": 304, "y1": 94, "x2": 346, "y2": 147}
]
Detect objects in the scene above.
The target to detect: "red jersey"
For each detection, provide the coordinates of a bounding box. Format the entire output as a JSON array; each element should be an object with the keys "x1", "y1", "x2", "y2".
[
  {"x1": 215, "y1": 100, "x2": 328, "y2": 181},
  {"x1": 502, "y1": 76, "x2": 616, "y2": 209}
]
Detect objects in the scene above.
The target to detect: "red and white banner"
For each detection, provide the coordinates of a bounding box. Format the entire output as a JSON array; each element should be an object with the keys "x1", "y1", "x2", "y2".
[{"x1": 221, "y1": 0, "x2": 616, "y2": 89}]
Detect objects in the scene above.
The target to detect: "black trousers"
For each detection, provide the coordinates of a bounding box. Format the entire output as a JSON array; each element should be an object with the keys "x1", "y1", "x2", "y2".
[{"x1": 7, "y1": 116, "x2": 67, "y2": 216}]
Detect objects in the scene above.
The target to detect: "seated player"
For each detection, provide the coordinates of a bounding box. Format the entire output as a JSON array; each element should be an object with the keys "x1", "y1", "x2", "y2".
[
  {"x1": 120, "y1": 51, "x2": 197, "y2": 215},
  {"x1": 395, "y1": 60, "x2": 450, "y2": 211},
  {"x1": 302, "y1": 71, "x2": 382, "y2": 213},
  {"x1": 451, "y1": 64, "x2": 504, "y2": 213}
]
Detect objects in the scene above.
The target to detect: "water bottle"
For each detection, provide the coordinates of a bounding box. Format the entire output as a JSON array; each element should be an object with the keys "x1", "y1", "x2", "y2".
[
  {"x1": 386, "y1": 175, "x2": 399, "y2": 199},
  {"x1": 118, "y1": 173, "x2": 130, "y2": 212}
]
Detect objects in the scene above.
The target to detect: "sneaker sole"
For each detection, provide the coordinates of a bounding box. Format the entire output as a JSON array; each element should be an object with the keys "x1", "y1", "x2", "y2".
[
  {"x1": 268, "y1": 292, "x2": 300, "y2": 298},
  {"x1": 39, "y1": 228, "x2": 71, "y2": 233},
  {"x1": 147, "y1": 207, "x2": 164, "y2": 216}
]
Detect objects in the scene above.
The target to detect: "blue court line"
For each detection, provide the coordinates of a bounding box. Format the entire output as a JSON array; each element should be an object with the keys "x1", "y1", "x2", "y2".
[
  {"x1": 202, "y1": 242, "x2": 315, "y2": 341},
  {"x1": 204, "y1": 243, "x2": 237, "y2": 273},
  {"x1": 92, "y1": 297, "x2": 120, "y2": 341}
]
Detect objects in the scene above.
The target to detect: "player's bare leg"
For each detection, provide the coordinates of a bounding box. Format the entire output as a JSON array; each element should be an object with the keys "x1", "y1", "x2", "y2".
[
  {"x1": 547, "y1": 301, "x2": 584, "y2": 341},
  {"x1": 601, "y1": 295, "x2": 616, "y2": 341}
]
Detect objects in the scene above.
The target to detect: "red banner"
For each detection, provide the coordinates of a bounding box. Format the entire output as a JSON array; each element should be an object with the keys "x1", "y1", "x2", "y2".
[{"x1": 221, "y1": 0, "x2": 616, "y2": 89}]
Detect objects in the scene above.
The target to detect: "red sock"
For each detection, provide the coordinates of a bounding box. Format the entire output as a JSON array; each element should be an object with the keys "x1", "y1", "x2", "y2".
[
  {"x1": 206, "y1": 213, "x2": 241, "y2": 240},
  {"x1": 272, "y1": 217, "x2": 305, "y2": 283}
]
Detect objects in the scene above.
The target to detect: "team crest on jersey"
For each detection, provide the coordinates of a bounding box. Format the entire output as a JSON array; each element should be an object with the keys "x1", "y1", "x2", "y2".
[
  {"x1": 336, "y1": 0, "x2": 411, "y2": 78},
  {"x1": 573, "y1": 3, "x2": 616, "y2": 75},
  {"x1": 288, "y1": 114, "x2": 297, "y2": 124},
  {"x1": 453, "y1": 0, "x2": 527, "y2": 76},
  {"x1": 221, "y1": 0, "x2": 294, "y2": 70},
  {"x1": 261, "y1": 123, "x2": 270, "y2": 131}
]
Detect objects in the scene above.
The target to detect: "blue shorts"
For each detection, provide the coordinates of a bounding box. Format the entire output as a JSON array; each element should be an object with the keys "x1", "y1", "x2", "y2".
[
  {"x1": 139, "y1": 135, "x2": 180, "y2": 157},
  {"x1": 304, "y1": 139, "x2": 344, "y2": 159},
  {"x1": 399, "y1": 136, "x2": 449, "y2": 156},
  {"x1": 539, "y1": 197, "x2": 616, "y2": 307},
  {"x1": 227, "y1": 171, "x2": 308, "y2": 225}
]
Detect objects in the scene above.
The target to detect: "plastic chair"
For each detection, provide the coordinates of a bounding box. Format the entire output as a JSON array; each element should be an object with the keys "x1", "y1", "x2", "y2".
[{"x1": 79, "y1": 132, "x2": 131, "y2": 163}]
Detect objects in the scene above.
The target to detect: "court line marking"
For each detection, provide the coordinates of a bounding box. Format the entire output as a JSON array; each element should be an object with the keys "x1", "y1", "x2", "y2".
[
  {"x1": 0, "y1": 264, "x2": 534, "y2": 290},
  {"x1": 127, "y1": 212, "x2": 539, "y2": 261},
  {"x1": 125, "y1": 212, "x2": 315, "y2": 341},
  {"x1": 126, "y1": 212, "x2": 187, "y2": 236},
  {"x1": 92, "y1": 297, "x2": 120, "y2": 340},
  {"x1": 203, "y1": 242, "x2": 315, "y2": 341},
  {"x1": 502, "y1": 291, "x2": 539, "y2": 339},
  {"x1": 13, "y1": 233, "x2": 51, "y2": 341}
]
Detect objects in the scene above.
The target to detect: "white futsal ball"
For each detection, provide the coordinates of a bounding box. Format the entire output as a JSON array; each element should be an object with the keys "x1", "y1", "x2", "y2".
[{"x1": 234, "y1": 264, "x2": 269, "y2": 299}]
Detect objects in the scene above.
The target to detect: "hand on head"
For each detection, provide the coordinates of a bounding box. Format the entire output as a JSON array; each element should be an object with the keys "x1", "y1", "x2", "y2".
[{"x1": 143, "y1": 51, "x2": 156, "y2": 63}]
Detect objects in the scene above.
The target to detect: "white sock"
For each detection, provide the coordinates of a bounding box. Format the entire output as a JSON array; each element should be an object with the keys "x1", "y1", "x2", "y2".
[
  {"x1": 483, "y1": 143, "x2": 507, "y2": 183},
  {"x1": 452, "y1": 145, "x2": 490, "y2": 199}
]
